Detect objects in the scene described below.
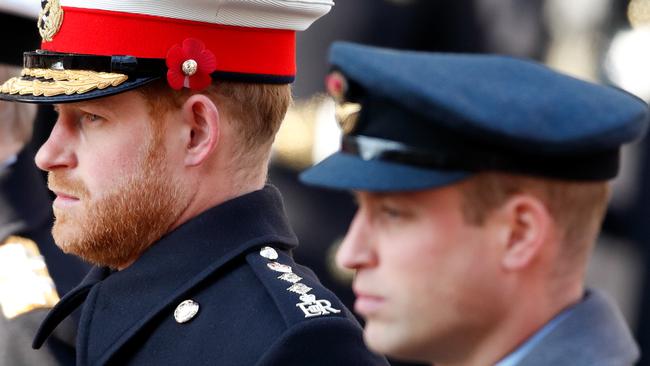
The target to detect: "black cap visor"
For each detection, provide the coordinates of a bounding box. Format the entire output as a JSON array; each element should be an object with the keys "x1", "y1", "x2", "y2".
[{"x1": 0, "y1": 51, "x2": 165, "y2": 104}]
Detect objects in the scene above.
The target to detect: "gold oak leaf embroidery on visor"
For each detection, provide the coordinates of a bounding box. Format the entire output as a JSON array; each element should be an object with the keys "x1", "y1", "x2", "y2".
[{"x1": 0, "y1": 68, "x2": 129, "y2": 97}]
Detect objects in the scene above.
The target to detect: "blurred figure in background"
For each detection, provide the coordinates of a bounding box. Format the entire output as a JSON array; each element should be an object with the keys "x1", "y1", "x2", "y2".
[
  {"x1": 301, "y1": 42, "x2": 648, "y2": 365},
  {"x1": 0, "y1": 4, "x2": 89, "y2": 365}
]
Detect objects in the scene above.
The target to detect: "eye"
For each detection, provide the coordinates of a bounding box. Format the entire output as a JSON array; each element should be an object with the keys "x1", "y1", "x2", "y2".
[
  {"x1": 81, "y1": 113, "x2": 104, "y2": 124},
  {"x1": 379, "y1": 204, "x2": 406, "y2": 219}
]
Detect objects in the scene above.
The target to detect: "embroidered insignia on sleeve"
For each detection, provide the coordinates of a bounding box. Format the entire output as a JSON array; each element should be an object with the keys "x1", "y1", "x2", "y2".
[
  {"x1": 296, "y1": 294, "x2": 341, "y2": 318},
  {"x1": 0, "y1": 236, "x2": 60, "y2": 319},
  {"x1": 267, "y1": 262, "x2": 292, "y2": 273},
  {"x1": 278, "y1": 273, "x2": 302, "y2": 284},
  {"x1": 287, "y1": 283, "x2": 312, "y2": 295},
  {"x1": 259, "y1": 246, "x2": 340, "y2": 318}
]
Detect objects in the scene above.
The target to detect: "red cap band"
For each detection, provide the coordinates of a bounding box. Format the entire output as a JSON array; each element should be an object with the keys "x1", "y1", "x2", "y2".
[{"x1": 41, "y1": 7, "x2": 296, "y2": 77}]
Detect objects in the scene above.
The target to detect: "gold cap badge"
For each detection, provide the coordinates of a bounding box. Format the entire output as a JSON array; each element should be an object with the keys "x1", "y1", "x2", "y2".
[
  {"x1": 38, "y1": 0, "x2": 65, "y2": 42},
  {"x1": 326, "y1": 71, "x2": 361, "y2": 135}
]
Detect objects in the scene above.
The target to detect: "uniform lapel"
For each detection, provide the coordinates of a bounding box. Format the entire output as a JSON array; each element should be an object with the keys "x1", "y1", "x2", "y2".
[{"x1": 32, "y1": 266, "x2": 112, "y2": 350}]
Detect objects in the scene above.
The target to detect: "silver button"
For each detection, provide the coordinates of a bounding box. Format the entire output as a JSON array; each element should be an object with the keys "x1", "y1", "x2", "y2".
[
  {"x1": 174, "y1": 299, "x2": 200, "y2": 324},
  {"x1": 259, "y1": 246, "x2": 278, "y2": 260}
]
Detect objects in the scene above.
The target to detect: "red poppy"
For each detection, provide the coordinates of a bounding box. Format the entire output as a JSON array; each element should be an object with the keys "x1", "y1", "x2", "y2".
[
  {"x1": 325, "y1": 71, "x2": 347, "y2": 102},
  {"x1": 166, "y1": 38, "x2": 217, "y2": 91}
]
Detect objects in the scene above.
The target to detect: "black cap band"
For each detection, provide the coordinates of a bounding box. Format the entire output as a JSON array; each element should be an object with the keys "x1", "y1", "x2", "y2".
[
  {"x1": 22, "y1": 51, "x2": 295, "y2": 84},
  {"x1": 342, "y1": 134, "x2": 619, "y2": 180}
]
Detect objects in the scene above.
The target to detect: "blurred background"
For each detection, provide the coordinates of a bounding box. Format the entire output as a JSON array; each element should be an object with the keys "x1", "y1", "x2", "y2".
[
  {"x1": 3, "y1": 0, "x2": 650, "y2": 365},
  {"x1": 270, "y1": 1, "x2": 650, "y2": 365}
]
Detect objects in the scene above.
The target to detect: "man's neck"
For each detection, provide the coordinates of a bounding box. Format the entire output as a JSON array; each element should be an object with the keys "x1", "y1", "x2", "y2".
[
  {"x1": 436, "y1": 282, "x2": 584, "y2": 366},
  {"x1": 171, "y1": 174, "x2": 266, "y2": 234}
]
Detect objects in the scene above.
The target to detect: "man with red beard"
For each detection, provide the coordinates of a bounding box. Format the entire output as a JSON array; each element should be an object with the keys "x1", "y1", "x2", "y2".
[{"x1": 0, "y1": 1, "x2": 387, "y2": 365}]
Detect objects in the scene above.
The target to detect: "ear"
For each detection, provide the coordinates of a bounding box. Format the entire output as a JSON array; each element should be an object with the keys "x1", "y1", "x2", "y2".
[
  {"x1": 496, "y1": 194, "x2": 552, "y2": 271},
  {"x1": 180, "y1": 94, "x2": 220, "y2": 167}
]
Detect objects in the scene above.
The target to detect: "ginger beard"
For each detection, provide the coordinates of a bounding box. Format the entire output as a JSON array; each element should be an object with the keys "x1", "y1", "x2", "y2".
[{"x1": 48, "y1": 127, "x2": 187, "y2": 269}]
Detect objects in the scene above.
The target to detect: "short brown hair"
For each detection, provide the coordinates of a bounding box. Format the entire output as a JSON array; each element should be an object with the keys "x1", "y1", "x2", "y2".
[
  {"x1": 138, "y1": 79, "x2": 292, "y2": 165},
  {"x1": 459, "y1": 173, "x2": 609, "y2": 263}
]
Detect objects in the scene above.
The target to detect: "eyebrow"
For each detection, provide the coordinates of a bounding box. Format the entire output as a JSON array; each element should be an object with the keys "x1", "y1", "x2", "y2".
[
  {"x1": 351, "y1": 191, "x2": 389, "y2": 204},
  {"x1": 76, "y1": 101, "x2": 112, "y2": 112},
  {"x1": 55, "y1": 100, "x2": 114, "y2": 116}
]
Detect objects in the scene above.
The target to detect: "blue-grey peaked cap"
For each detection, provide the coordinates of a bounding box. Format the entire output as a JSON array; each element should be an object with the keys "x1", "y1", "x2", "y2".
[{"x1": 300, "y1": 42, "x2": 649, "y2": 192}]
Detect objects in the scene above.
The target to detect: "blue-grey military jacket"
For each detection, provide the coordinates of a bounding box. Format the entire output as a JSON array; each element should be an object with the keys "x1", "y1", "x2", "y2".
[
  {"x1": 517, "y1": 289, "x2": 639, "y2": 366},
  {"x1": 33, "y1": 185, "x2": 387, "y2": 365}
]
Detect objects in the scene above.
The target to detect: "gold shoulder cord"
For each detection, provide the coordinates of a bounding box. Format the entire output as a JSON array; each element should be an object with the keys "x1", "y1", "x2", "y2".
[{"x1": 0, "y1": 236, "x2": 60, "y2": 319}]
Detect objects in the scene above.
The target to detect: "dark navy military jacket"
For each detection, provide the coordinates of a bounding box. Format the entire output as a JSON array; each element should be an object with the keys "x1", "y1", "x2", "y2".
[
  {"x1": 33, "y1": 185, "x2": 387, "y2": 365},
  {"x1": 0, "y1": 149, "x2": 90, "y2": 365}
]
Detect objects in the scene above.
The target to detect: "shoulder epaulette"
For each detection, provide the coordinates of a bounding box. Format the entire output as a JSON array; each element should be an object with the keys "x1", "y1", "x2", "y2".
[
  {"x1": 0, "y1": 235, "x2": 59, "y2": 319},
  {"x1": 246, "y1": 246, "x2": 347, "y2": 327}
]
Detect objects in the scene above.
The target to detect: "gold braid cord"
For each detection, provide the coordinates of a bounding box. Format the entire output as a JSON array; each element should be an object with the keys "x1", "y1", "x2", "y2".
[
  {"x1": 0, "y1": 236, "x2": 60, "y2": 319},
  {"x1": 0, "y1": 68, "x2": 129, "y2": 97}
]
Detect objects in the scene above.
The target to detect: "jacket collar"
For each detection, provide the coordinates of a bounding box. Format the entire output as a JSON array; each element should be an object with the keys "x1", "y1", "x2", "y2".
[
  {"x1": 517, "y1": 289, "x2": 639, "y2": 366},
  {"x1": 32, "y1": 266, "x2": 111, "y2": 349},
  {"x1": 34, "y1": 185, "x2": 298, "y2": 364}
]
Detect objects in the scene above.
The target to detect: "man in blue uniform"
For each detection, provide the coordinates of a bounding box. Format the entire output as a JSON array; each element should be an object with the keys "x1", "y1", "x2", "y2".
[
  {"x1": 0, "y1": 2, "x2": 386, "y2": 365},
  {"x1": 0, "y1": 5, "x2": 89, "y2": 365},
  {"x1": 301, "y1": 42, "x2": 648, "y2": 365}
]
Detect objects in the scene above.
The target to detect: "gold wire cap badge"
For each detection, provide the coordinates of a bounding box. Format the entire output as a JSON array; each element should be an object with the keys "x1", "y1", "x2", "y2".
[
  {"x1": 39, "y1": 0, "x2": 65, "y2": 42},
  {"x1": 335, "y1": 102, "x2": 361, "y2": 135},
  {"x1": 325, "y1": 71, "x2": 361, "y2": 135},
  {"x1": 0, "y1": 68, "x2": 129, "y2": 97}
]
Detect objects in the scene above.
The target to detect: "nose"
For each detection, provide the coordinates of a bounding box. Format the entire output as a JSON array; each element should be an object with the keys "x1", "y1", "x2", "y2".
[
  {"x1": 35, "y1": 117, "x2": 77, "y2": 172},
  {"x1": 336, "y1": 210, "x2": 377, "y2": 271}
]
